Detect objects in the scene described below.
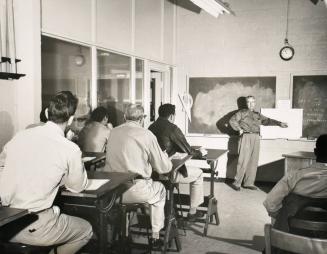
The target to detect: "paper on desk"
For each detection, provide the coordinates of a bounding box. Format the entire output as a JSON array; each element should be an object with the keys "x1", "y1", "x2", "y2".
[
  {"x1": 194, "y1": 146, "x2": 208, "y2": 156},
  {"x1": 82, "y1": 157, "x2": 96, "y2": 163},
  {"x1": 170, "y1": 152, "x2": 188, "y2": 160},
  {"x1": 85, "y1": 179, "x2": 110, "y2": 191}
]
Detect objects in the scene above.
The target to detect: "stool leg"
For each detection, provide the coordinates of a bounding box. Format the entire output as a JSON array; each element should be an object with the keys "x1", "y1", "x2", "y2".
[
  {"x1": 119, "y1": 206, "x2": 131, "y2": 254},
  {"x1": 214, "y1": 199, "x2": 219, "y2": 225},
  {"x1": 172, "y1": 220, "x2": 181, "y2": 252},
  {"x1": 176, "y1": 185, "x2": 186, "y2": 235},
  {"x1": 163, "y1": 217, "x2": 172, "y2": 254},
  {"x1": 204, "y1": 198, "x2": 212, "y2": 236}
]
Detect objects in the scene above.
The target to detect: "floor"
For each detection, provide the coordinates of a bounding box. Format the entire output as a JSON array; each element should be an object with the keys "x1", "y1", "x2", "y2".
[
  {"x1": 173, "y1": 179, "x2": 273, "y2": 254},
  {"x1": 113, "y1": 179, "x2": 275, "y2": 254}
]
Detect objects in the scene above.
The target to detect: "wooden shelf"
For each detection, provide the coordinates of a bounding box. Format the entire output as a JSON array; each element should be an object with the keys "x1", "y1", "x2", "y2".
[
  {"x1": 0, "y1": 72, "x2": 26, "y2": 80},
  {"x1": 0, "y1": 57, "x2": 21, "y2": 64}
]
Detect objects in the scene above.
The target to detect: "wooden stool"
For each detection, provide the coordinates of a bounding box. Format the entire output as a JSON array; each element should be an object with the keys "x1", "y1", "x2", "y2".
[
  {"x1": 0, "y1": 242, "x2": 56, "y2": 254},
  {"x1": 116, "y1": 203, "x2": 151, "y2": 254}
]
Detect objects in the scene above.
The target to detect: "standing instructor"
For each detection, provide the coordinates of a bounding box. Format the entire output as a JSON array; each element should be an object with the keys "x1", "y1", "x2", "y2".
[{"x1": 229, "y1": 95, "x2": 288, "y2": 191}]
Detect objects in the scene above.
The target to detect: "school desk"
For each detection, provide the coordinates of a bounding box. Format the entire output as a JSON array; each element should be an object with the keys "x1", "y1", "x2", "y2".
[{"x1": 57, "y1": 171, "x2": 136, "y2": 254}]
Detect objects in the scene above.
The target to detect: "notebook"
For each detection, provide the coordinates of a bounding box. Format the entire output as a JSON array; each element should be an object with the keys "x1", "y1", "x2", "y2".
[
  {"x1": 85, "y1": 179, "x2": 110, "y2": 191},
  {"x1": 170, "y1": 152, "x2": 188, "y2": 160},
  {"x1": 82, "y1": 157, "x2": 96, "y2": 163}
]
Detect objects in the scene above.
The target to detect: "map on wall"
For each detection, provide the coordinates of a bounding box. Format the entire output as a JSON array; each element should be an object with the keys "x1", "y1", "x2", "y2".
[
  {"x1": 188, "y1": 77, "x2": 276, "y2": 135},
  {"x1": 293, "y1": 75, "x2": 327, "y2": 138}
]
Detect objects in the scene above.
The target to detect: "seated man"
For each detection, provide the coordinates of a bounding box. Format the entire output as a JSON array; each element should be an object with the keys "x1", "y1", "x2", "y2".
[
  {"x1": 78, "y1": 106, "x2": 112, "y2": 152},
  {"x1": 148, "y1": 103, "x2": 205, "y2": 221},
  {"x1": 264, "y1": 134, "x2": 327, "y2": 233},
  {"x1": 103, "y1": 104, "x2": 172, "y2": 248},
  {"x1": 26, "y1": 107, "x2": 48, "y2": 129},
  {"x1": 0, "y1": 91, "x2": 93, "y2": 254}
]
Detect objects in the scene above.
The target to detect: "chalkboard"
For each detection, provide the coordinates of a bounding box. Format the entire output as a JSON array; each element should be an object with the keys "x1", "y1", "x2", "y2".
[
  {"x1": 292, "y1": 75, "x2": 327, "y2": 138},
  {"x1": 188, "y1": 77, "x2": 276, "y2": 135}
]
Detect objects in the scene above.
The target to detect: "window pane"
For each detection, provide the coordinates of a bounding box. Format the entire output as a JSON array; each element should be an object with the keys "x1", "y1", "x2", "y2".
[
  {"x1": 135, "y1": 58, "x2": 144, "y2": 103},
  {"x1": 41, "y1": 36, "x2": 91, "y2": 131},
  {"x1": 97, "y1": 50, "x2": 131, "y2": 126}
]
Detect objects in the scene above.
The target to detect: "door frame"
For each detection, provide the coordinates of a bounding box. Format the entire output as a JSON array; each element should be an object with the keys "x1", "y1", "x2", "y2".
[{"x1": 143, "y1": 60, "x2": 172, "y2": 127}]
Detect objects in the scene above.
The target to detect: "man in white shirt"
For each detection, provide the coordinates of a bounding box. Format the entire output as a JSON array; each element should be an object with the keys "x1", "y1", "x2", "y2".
[
  {"x1": 264, "y1": 134, "x2": 327, "y2": 232},
  {"x1": 104, "y1": 104, "x2": 172, "y2": 248},
  {"x1": 0, "y1": 91, "x2": 93, "y2": 254}
]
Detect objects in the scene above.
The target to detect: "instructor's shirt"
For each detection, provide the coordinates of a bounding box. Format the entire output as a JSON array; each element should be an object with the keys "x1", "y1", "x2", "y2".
[
  {"x1": 0, "y1": 121, "x2": 88, "y2": 212},
  {"x1": 229, "y1": 109, "x2": 281, "y2": 133}
]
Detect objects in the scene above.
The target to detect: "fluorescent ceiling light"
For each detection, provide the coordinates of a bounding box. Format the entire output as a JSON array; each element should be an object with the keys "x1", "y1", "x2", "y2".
[
  {"x1": 310, "y1": 0, "x2": 327, "y2": 7},
  {"x1": 189, "y1": 0, "x2": 235, "y2": 18}
]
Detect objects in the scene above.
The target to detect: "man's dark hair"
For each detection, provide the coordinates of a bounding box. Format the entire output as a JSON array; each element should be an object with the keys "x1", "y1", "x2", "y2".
[
  {"x1": 40, "y1": 107, "x2": 48, "y2": 123},
  {"x1": 47, "y1": 91, "x2": 78, "y2": 124},
  {"x1": 315, "y1": 134, "x2": 327, "y2": 163},
  {"x1": 158, "y1": 104, "x2": 175, "y2": 118},
  {"x1": 90, "y1": 107, "x2": 109, "y2": 122}
]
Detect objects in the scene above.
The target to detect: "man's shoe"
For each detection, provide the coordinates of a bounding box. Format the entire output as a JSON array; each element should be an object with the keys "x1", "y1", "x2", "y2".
[
  {"x1": 243, "y1": 185, "x2": 258, "y2": 190},
  {"x1": 150, "y1": 238, "x2": 163, "y2": 250},
  {"x1": 230, "y1": 183, "x2": 241, "y2": 191},
  {"x1": 187, "y1": 210, "x2": 205, "y2": 222}
]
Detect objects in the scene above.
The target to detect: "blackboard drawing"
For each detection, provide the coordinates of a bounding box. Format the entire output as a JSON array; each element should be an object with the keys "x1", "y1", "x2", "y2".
[
  {"x1": 188, "y1": 77, "x2": 276, "y2": 135},
  {"x1": 292, "y1": 75, "x2": 327, "y2": 138}
]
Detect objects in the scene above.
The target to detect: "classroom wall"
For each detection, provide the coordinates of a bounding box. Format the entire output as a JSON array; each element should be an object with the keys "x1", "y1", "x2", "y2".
[
  {"x1": 41, "y1": 0, "x2": 176, "y2": 64},
  {"x1": 0, "y1": 0, "x2": 41, "y2": 151},
  {"x1": 174, "y1": 0, "x2": 327, "y2": 181},
  {"x1": 0, "y1": 0, "x2": 176, "y2": 151}
]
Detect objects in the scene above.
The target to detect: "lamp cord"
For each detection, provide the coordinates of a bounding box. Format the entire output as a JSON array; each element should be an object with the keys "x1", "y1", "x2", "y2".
[{"x1": 285, "y1": 0, "x2": 290, "y2": 43}]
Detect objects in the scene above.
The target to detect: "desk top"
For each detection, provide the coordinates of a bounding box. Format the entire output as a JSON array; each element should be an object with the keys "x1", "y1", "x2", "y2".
[
  {"x1": 61, "y1": 171, "x2": 136, "y2": 199},
  {"x1": 83, "y1": 152, "x2": 106, "y2": 159},
  {"x1": 192, "y1": 147, "x2": 228, "y2": 161},
  {"x1": 0, "y1": 207, "x2": 28, "y2": 227},
  {"x1": 83, "y1": 152, "x2": 106, "y2": 164},
  {"x1": 282, "y1": 151, "x2": 315, "y2": 160},
  {"x1": 206, "y1": 149, "x2": 228, "y2": 162}
]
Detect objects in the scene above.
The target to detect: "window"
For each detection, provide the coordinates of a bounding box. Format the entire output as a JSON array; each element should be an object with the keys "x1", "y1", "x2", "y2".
[
  {"x1": 135, "y1": 58, "x2": 144, "y2": 104},
  {"x1": 97, "y1": 50, "x2": 131, "y2": 126},
  {"x1": 41, "y1": 36, "x2": 91, "y2": 131},
  {"x1": 41, "y1": 36, "x2": 156, "y2": 129}
]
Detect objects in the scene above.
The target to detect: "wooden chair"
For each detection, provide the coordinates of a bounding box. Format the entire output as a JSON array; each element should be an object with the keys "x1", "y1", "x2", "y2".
[
  {"x1": 264, "y1": 224, "x2": 327, "y2": 254},
  {"x1": 116, "y1": 202, "x2": 151, "y2": 254},
  {"x1": 289, "y1": 205, "x2": 327, "y2": 239}
]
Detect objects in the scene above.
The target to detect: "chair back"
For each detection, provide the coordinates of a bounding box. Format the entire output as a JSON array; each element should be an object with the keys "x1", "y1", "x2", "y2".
[
  {"x1": 289, "y1": 205, "x2": 327, "y2": 237},
  {"x1": 264, "y1": 224, "x2": 327, "y2": 254}
]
